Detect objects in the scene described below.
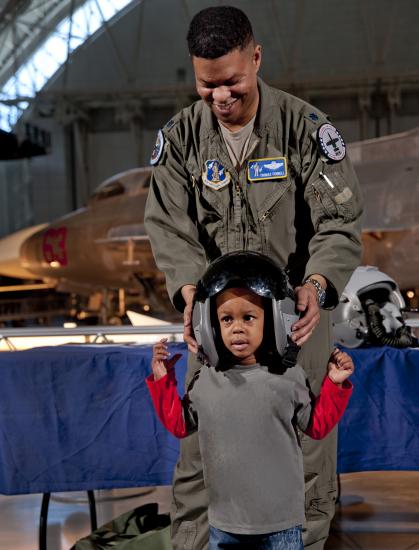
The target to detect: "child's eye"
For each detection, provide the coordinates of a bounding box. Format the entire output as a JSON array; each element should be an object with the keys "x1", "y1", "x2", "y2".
[
  {"x1": 244, "y1": 314, "x2": 255, "y2": 321},
  {"x1": 221, "y1": 315, "x2": 232, "y2": 324}
]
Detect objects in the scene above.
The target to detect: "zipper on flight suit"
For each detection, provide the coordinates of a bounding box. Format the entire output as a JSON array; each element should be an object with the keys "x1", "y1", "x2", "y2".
[
  {"x1": 234, "y1": 181, "x2": 242, "y2": 227},
  {"x1": 260, "y1": 210, "x2": 270, "y2": 222},
  {"x1": 234, "y1": 181, "x2": 242, "y2": 248}
]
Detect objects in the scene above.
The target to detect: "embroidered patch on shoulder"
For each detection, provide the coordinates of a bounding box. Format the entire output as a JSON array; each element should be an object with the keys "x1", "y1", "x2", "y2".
[
  {"x1": 165, "y1": 118, "x2": 175, "y2": 131},
  {"x1": 247, "y1": 157, "x2": 287, "y2": 182},
  {"x1": 316, "y1": 123, "x2": 346, "y2": 163},
  {"x1": 150, "y1": 129, "x2": 164, "y2": 166}
]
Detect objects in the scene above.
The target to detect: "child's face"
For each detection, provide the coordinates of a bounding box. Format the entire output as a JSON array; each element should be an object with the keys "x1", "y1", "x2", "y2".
[{"x1": 215, "y1": 287, "x2": 264, "y2": 365}]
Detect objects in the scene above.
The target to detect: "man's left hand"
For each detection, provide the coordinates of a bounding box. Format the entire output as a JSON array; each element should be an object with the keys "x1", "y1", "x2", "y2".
[{"x1": 291, "y1": 283, "x2": 321, "y2": 346}]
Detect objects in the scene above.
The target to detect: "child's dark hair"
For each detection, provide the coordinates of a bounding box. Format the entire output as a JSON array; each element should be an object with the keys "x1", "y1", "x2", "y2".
[{"x1": 187, "y1": 6, "x2": 254, "y2": 59}]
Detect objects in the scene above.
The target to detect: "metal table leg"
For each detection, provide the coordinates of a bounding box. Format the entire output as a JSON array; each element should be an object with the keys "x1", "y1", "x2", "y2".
[
  {"x1": 39, "y1": 492, "x2": 51, "y2": 550},
  {"x1": 87, "y1": 490, "x2": 98, "y2": 531},
  {"x1": 39, "y1": 490, "x2": 97, "y2": 550}
]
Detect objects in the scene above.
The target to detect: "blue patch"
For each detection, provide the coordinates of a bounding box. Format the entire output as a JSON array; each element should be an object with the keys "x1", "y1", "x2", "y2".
[
  {"x1": 165, "y1": 118, "x2": 175, "y2": 130},
  {"x1": 202, "y1": 160, "x2": 231, "y2": 190},
  {"x1": 247, "y1": 157, "x2": 288, "y2": 182},
  {"x1": 308, "y1": 112, "x2": 319, "y2": 121}
]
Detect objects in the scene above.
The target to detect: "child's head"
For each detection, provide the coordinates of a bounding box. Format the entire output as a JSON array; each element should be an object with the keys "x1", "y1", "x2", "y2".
[
  {"x1": 192, "y1": 251, "x2": 299, "y2": 368},
  {"x1": 215, "y1": 286, "x2": 265, "y2": 365}
]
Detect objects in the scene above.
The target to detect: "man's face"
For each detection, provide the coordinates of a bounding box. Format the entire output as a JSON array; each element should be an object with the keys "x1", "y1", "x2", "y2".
[
  {"x1": 216, "y1": 287, "x2": 264, "y2": 365},
  {"x1": 192, "y1": 43, "x2": 262, "y2": 131}
]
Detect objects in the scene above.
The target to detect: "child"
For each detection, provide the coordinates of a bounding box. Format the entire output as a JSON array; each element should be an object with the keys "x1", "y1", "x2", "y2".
[{"x1": 147, "y1": 252, "x2": 353, "y2": 550}]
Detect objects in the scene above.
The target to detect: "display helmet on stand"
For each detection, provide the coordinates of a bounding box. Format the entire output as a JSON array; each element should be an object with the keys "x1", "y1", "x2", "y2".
[
  {"x1": 332, "y1": 265, "x2": 413, "y2": 348},
  {"x1": 192, "y1": 251, "x2": 300, "y2": 367}
]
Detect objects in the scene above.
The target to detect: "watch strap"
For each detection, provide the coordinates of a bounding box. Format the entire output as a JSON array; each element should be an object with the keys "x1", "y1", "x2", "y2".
[{"x1": 304, "y1": 278, "x2": 326, "y2": 307}]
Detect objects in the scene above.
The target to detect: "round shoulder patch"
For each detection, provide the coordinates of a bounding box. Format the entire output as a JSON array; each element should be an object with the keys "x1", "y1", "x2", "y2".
[
  {"x1": 150, "y1": 129, "x2": 164, "y2": 166},
  {"x1": 317, "y1": 123, "x2": 346, "y2": 163}
]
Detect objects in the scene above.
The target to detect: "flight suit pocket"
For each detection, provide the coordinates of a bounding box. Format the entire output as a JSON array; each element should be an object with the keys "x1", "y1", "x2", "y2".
[
  {"x1": 310, "y1": 168, "x2": 357, "y2": 224},
  {"x1": 186, "y1": 160, "x2": 225, "y2": 218},
  {"x1": 176, "y1": 521, "x2": 197, "y2": 550},
  {"x1": 186, "y1": 160, "x2": 227, "y2": 253},
  {"x1": 304, "y1": 477, "x2": 337, "y2": 521},
  {"x1": 257, "y1": 177, "x2": 293, "y2": 222}
]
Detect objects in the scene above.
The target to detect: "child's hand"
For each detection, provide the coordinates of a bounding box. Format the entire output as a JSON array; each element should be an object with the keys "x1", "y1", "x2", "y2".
[
  {"x1": 327, "y1": 348, "x2": 354, "y2": 386},
  {"x1": 152, "y1": 338, "x2": 182, "y2": 381}
]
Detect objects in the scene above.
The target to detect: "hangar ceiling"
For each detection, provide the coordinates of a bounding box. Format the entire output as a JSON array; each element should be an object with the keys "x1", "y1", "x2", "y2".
[{"x1": 1, "y1": 0, "x2": 419, "y2": 139}]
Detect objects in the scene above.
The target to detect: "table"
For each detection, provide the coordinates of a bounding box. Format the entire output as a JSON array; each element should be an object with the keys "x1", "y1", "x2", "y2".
[
  {"x1": 0, "y1": 343, "x2": 187, "y2": 496},
  {"x1": 1, "y1": 343, "x2": 418, "y2": 490},
  {"x1": 0, "y1": 343, "x2": 187, "y2": 550},
  {"x1": 0, "y1": 343, "x2": 418, "y2": 547},
  {"x1": 337, "y1": 346, "x2": 419, "y2": 473}
]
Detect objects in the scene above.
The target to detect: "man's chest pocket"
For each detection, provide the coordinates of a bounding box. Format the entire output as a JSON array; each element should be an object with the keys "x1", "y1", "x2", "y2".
[
  {"x1": 252, "y1": 177, "x2": 294, "y2": 223},
  {"x1": 186, "y1": 161, "x2": 229, "y2": 220}
]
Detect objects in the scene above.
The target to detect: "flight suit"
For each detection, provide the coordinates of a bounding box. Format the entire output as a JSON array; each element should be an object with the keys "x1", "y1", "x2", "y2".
[{"x1": 144, "y1": 78, "x2": 363, "y2": 550}]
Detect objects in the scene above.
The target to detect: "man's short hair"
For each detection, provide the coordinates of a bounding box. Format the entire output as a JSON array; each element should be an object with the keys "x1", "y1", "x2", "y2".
[{"x1": 187, "y1": 6, "x2": 254, "y2": 59}]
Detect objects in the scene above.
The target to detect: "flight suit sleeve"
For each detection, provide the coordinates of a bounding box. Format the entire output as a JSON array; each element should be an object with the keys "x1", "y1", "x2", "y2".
[
  {"x1": 300, "y1": 127, "x2": 363, "y2": 308},
  {"x1": 145, "y1": 132, "x2": 206, "y2": 311}
]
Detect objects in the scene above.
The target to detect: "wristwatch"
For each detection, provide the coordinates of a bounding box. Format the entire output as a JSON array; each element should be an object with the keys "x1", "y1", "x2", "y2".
[{"x1": 304, "y1": 278, "x2": 326, "y2": 308}]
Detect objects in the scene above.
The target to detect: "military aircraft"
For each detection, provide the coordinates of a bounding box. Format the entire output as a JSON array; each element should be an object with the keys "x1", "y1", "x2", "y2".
[
  {"x1": 0, "y1": 126, "x2": 418, "y2": 324},
  {"x1": 0, "y1": 166, "x2": 177, "y2": 322}
]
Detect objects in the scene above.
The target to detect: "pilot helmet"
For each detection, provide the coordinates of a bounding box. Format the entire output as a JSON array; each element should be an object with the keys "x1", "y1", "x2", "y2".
[
  {"x1": 332, "y1": 265, "x2": 406, "y2": 348},
  {"x1": 192, "y1": 251, "x2": 300, "y2": 367}
]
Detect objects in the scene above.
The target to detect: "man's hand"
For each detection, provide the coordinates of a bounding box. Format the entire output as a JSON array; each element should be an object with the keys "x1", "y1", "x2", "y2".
[
  {"x1": 291, "y1": 284, "x2": 320, "y2": 345},
  {"x1": 152, "y1": 338, "x2": 182, "y2": 381},
  {"x1": 181, "y1": 284, "x2": 198, "y2": 353},
  {"x1": 327, "y1": 349, "x2": 354, "y2": 386}
]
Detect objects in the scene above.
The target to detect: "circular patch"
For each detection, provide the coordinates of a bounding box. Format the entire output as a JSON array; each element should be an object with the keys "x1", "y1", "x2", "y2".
[
  {"x1": 150, "y1": 129, "x2": 164, "y2": 165},
  {"x1": 317, "y1": 123, "x2": 346, "y2": 163}
]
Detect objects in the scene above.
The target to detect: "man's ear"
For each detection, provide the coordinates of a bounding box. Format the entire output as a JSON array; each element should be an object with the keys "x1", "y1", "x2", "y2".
[{"x1": 253, "y1": 44, "x2": 262, "y2": 72}]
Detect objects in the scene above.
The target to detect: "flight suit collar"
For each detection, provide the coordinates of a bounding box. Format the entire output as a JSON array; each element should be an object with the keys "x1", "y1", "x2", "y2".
[{"x1": 254, "y1": 77, "x2": 278, "y2": 136}]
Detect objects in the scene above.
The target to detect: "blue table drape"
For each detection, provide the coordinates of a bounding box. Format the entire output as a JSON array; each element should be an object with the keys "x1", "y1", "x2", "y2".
[
  {"x1": 0, "y1": 343, "x2": 418, "y2": 495},
  {"x1": 0, "y1": 344, "x2": 187, "y2": 495},
  {"x1": 337, "y1": 346, "x2": 419, "y2": 473}
]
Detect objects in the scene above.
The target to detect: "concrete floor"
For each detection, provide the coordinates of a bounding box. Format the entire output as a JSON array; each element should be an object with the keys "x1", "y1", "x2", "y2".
[{"x1": 0, "y1": 471, "x2": 418, "y2": 550}]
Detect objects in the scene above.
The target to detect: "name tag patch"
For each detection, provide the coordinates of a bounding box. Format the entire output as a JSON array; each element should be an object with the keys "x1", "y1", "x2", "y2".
[{"x1": 247, "y1": 157, "x2": 287, "y2": 182}]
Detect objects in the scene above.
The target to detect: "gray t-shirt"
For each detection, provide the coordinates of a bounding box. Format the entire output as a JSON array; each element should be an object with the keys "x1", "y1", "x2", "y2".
[
  {"x1": 185, "y1": 362, "x2": 313, "y2": 535},
  {"x1": 219, "y1": 116, "x2": 257, "y2": 168}
]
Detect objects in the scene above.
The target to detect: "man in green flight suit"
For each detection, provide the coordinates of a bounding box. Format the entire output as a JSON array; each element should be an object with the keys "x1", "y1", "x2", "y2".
[{"x1": 145, "y1": 6, "x2": 363, "y2": 549}]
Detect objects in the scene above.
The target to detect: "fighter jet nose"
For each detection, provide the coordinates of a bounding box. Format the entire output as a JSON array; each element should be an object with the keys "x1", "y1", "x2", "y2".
[{"x1": 0, "y1": 224, "x2": 48, "y2": 279}]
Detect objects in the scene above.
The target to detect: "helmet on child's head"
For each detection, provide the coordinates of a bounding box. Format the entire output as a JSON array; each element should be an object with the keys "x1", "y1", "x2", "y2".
[{"x1": 192, "y1": 251, "x2": 300, "y2": 367}]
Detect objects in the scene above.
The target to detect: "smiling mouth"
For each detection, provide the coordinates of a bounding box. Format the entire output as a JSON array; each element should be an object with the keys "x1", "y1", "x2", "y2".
[{"x1": 213, "y1": 98, "x2": 238, "y2": 112}]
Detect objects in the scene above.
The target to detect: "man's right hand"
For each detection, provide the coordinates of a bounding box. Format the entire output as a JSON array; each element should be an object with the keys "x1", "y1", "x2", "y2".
[{"x1": 181, "y1": 284, "x2": 198, "y2": 353}]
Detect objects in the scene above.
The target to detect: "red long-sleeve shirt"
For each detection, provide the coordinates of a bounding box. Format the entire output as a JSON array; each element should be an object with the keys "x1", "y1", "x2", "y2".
[{"x1": 147, "y1": 368, "x2": 352, "y2": 440}]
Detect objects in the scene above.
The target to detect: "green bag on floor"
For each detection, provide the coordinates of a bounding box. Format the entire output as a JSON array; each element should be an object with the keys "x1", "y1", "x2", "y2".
[{"x1": 71, "y1": 502, "x2": 172, "y2": 549}]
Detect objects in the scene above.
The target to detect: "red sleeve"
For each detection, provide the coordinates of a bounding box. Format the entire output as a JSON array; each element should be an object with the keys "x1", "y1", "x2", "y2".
[
  {"x1": 146, "y1": 371, "x2": 189, "y2": 438},
  {"x1": 304, "y1": 376, "x2": 353, "y2": 440}
]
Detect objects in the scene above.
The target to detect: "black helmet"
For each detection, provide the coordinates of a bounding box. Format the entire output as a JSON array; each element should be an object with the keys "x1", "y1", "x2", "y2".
[{"x1": 192, "y1": 251, "x2": 300, "y2": 367}]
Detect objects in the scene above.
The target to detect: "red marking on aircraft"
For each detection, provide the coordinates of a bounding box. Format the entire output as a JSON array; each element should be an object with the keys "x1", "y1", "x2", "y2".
[{"x1": 43, "y1": 227, "x2": 68, "y2": 266}]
